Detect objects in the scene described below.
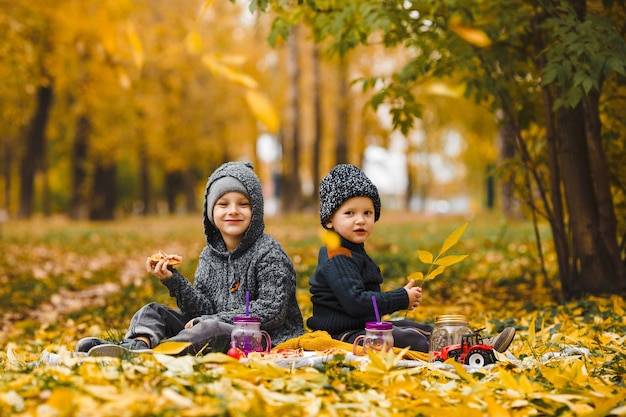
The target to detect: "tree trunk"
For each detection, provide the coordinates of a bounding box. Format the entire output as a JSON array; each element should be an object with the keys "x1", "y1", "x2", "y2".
[
  {"x1": 554, "y1": 0, "x2": 626, "y2": 296},
  {"x1": 540, "y1": 84, "x2": 572, "y2": 297},
  {"x1": 18, "y1": 84, "x2": 53, "y2": 218},
  {"x1": 165, "y1": 171, "x2": 183, "y2": 214},
  {"x1": 583, "y1": 89, "x2": 626, "y2": 291},
  {"x1": 312, "y1": 44, "x2": 322, "y2": 205},
  {"x1": 281, "y1": 25, "x2": 302, "y2": 212},
  {"x1": 41, "y1": 150, "x2": 51, "y2": 216},
  {"x1": 556, "y1": 102, "x2": 625, "y2": 296},
  {"x1": 89, "y1": 163, "x2": 117, "y2": 220},
  {"x1": 497, "y1": 119, "x2": 520, "y2": 217},
  {"x1": 335, "y1": 54, "x2": 349, "y2": 164},
  {"x1": 184, "y1": 168, "x2": 197, "y2": 213},
  {"x1": 530, "y1": 12, "x2": 572, "y2": 297},
  {"x1": 1, "y1": 141, "x2": 13, "y2": 212},
  {"x1": 69, "y1": 115, "x2": 91, "y2": 220},
  {"x1": 138, "y1": 140, "x2": 151, "y2": 216}
]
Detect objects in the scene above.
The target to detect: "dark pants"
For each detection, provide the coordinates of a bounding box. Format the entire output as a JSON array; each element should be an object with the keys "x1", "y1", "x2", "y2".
[
  {"x1": 126, "y1": 302, "x2": 234, "y2": 354},
  {"x1": 336, "y1": 320, "x2": 433, "y2": 353}
]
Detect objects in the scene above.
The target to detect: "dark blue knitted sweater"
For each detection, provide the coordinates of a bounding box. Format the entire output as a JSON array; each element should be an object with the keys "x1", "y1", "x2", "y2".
[{"x1": 307, "y1": 236, "x2": 409, "y2": 335}]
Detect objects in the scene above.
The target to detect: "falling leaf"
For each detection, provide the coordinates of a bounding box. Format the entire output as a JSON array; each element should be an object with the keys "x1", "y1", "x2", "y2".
[
  {"x1": 449, "y1": 15, "x2": 492, "y2": 48},
  {"x1": 319, "y1": 230, "x2": 341, "y2": 249},
  {"x1": 201, "y1": 54, "x2": 259, "y2": 89},
  {"x1": 126, "y1": 21, "x2": 144, "y2": 70},
  {"x1": 426, "y1": 82, "x2": 464, "y2": 98},
  {"x1": 185, "y1": 31, "x2": 203, "y2": 55},
  {"x1": 200, "y1": 0, "x2": 214, "y2": 17},
  {"x1": 245, "y1": 90, "x2": 280, "y2": 133}
]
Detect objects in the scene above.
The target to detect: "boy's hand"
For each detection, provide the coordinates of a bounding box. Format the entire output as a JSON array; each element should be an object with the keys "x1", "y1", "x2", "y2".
[
  {"x1": 146, "y1": 256, "x2": 173, "y2": 280},
  {"x1": 404, "y1": 279, "x2": 423, "y2": 310}
]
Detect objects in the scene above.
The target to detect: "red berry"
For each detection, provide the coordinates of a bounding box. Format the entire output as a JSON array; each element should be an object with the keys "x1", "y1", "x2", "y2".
[{"x1": 227, "y1": 347, "x2": 245, "y2": 359}]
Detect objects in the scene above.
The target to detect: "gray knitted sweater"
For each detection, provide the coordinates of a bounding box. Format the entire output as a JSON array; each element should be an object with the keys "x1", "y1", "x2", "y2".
[{"x1": 161, "y1": 162, "x2": 304, "y2": 345}]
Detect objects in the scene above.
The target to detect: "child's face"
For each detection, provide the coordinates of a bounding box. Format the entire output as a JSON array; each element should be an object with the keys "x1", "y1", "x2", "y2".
[
  {"x1": 325, "y1": 196, "x2": 375, "y2": 244},
  {"x1": 211, "y1": 192, "x2": 252, "y2": 243}
]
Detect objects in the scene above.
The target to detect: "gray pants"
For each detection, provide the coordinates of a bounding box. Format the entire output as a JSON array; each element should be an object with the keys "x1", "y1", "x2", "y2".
[{"x1": 125, "y1": 302, "x2": 234, "y2": 355}]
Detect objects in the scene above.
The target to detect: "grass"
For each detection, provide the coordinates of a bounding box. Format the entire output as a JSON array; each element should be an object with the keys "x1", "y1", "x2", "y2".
[{"x1": 1, "y1": 210, "x2": 554, "y2": 347}]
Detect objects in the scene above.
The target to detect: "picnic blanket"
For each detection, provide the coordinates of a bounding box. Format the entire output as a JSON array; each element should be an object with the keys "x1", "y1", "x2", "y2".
[{"x1": 274, "y1": 330, "x2": 430, "y2": 362}]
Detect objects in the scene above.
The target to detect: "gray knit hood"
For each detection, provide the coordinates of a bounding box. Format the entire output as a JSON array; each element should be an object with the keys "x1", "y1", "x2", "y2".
[{"x1": 203, "y1": 162, "x2": 264, "y2": 256}]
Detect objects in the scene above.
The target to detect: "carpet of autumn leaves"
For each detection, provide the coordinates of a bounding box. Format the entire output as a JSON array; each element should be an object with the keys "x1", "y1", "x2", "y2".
[{"x1": 0, "y1": 212, "x2": 625, "y2": 417}]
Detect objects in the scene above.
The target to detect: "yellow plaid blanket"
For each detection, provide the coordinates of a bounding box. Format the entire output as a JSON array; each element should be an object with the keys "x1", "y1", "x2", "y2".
[{"x1": 275, "y1": 330, "x2": 429, "y2": 362}]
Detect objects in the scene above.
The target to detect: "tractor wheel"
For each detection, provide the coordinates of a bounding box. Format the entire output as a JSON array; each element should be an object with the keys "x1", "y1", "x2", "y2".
[{"x1": 466, "y1": 351, "x2": 493, "y2": 367}]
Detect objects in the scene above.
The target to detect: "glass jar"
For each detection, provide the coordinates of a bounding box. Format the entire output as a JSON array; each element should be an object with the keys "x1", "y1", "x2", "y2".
[
  {"x1": 352, "y1": 322, "x2": 394, "y2": 355},
  {"x1": 230, "y1": 316, "x2": 272, "y2": 354},
  {"x1": 429, "y1": 314, "x2": 473, "y2": 362}
]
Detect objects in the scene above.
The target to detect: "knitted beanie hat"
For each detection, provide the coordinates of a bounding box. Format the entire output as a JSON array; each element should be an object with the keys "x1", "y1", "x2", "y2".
[
  {"x1": 206, "y1": 176, "x2": 250, "y2": 225},
  {"x1": 319, "y1": 164, "x2": 381, "y2": 229}
]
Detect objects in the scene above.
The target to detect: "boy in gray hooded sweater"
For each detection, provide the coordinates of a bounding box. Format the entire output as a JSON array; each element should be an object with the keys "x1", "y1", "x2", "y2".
[{"x1": 77, "y1": 162, "x2": 304, "y2": 355}]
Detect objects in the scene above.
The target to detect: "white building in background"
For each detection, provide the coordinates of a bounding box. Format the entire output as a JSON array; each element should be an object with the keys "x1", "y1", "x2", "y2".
[
  {"x1": 362, "y1": 127, "x2": 471, "y2": 215},
  {"x1": 256, "y1": 133, "x2": 282, "y2": 216},
  {"x1": 363, "y1": 131, "x2": 409, "y2": 210}
]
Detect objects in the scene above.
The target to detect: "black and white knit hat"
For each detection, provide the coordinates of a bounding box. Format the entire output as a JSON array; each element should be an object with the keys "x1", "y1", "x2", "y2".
[
  {"x1": 206, "y1": 176, "x2": 250, "y2": 225},
  {"x1": 319, "y1": 164, "x2": 381, "y2": 229}
]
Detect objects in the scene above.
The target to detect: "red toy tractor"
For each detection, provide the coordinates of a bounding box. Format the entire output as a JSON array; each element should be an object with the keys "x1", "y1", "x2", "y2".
[{"x1": 432, "y1": 333, "x2": 496, "y2": 367}]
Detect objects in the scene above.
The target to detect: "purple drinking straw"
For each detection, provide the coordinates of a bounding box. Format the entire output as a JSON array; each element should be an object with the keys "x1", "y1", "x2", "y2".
[
  {"x1": 372, "y1": 295, "x2": 381, "y2": 323},
  {"x1": 245, "y1": 291, "x2": 250, "y2": 351}
]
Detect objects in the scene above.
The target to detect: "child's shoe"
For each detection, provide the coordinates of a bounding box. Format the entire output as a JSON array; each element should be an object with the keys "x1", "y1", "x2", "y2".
[
  {"x1": 75, "y1": 337, "x2": 110, "y2": 353},
  {"x1": 88, "y1": 339, "x2": 150, "y2": 357},
  {"x1": 484, "y1": 327, "x2": 516, "y2": 352}
]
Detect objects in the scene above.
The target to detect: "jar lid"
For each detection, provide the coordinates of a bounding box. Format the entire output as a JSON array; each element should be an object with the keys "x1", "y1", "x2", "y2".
[
  {"x1": 365, "y1": 321, "x2": 393, "y2": 330},
  {"x1": 435, "y1": 314, "x2": 469, "y2": 324},
  {"x1": 233, "y1": 316, "x2": 261, "y2": 323}
]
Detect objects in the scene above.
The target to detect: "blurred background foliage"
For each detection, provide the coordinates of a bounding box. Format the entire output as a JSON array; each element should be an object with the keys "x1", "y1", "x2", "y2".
[
  {"x1": 1, "y1": 0, "x2": 626, "y2": 299},
  {"x1": 0, "y1": 0, "x2": 503, "y2": 220}
]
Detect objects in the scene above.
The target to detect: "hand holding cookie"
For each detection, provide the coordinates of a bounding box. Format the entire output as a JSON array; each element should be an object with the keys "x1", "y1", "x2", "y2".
[
  {"x1": 146, "y1": 250, "x2": 182, "y2": 280},
  {"x1": 149, "y1": 250, "x2": 182, "y2": 267}
]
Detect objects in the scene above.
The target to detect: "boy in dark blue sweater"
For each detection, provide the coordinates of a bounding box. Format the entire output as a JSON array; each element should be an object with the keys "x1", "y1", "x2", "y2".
[{"x1": 307, "y1": 164, "x2": 515, "y2": 353}]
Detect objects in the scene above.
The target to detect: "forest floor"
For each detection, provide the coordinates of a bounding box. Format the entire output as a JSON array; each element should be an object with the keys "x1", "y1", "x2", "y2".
[{"x1": 0, "y1": 212, "x2": 624, "y2": 416}]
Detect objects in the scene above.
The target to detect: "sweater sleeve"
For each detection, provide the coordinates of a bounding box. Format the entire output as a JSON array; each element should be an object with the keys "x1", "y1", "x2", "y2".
[
  {"x1": 209, "y1": 245, "x2": 296, "y2": 333},
  {"x1": 161, "y1": 248, "x2": 218, "y2": 318}
]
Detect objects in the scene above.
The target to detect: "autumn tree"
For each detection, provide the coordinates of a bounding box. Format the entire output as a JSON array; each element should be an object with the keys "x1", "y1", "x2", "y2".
[
  {"x1": 0, "y1": 0, "x2": 285, "y2": 219},
  {"x1": 0, "y1": 0, "x2": 55, "y2": 218},
  {"x1": 246, "y1": 0, "x2": 626, "y2": 298}
]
